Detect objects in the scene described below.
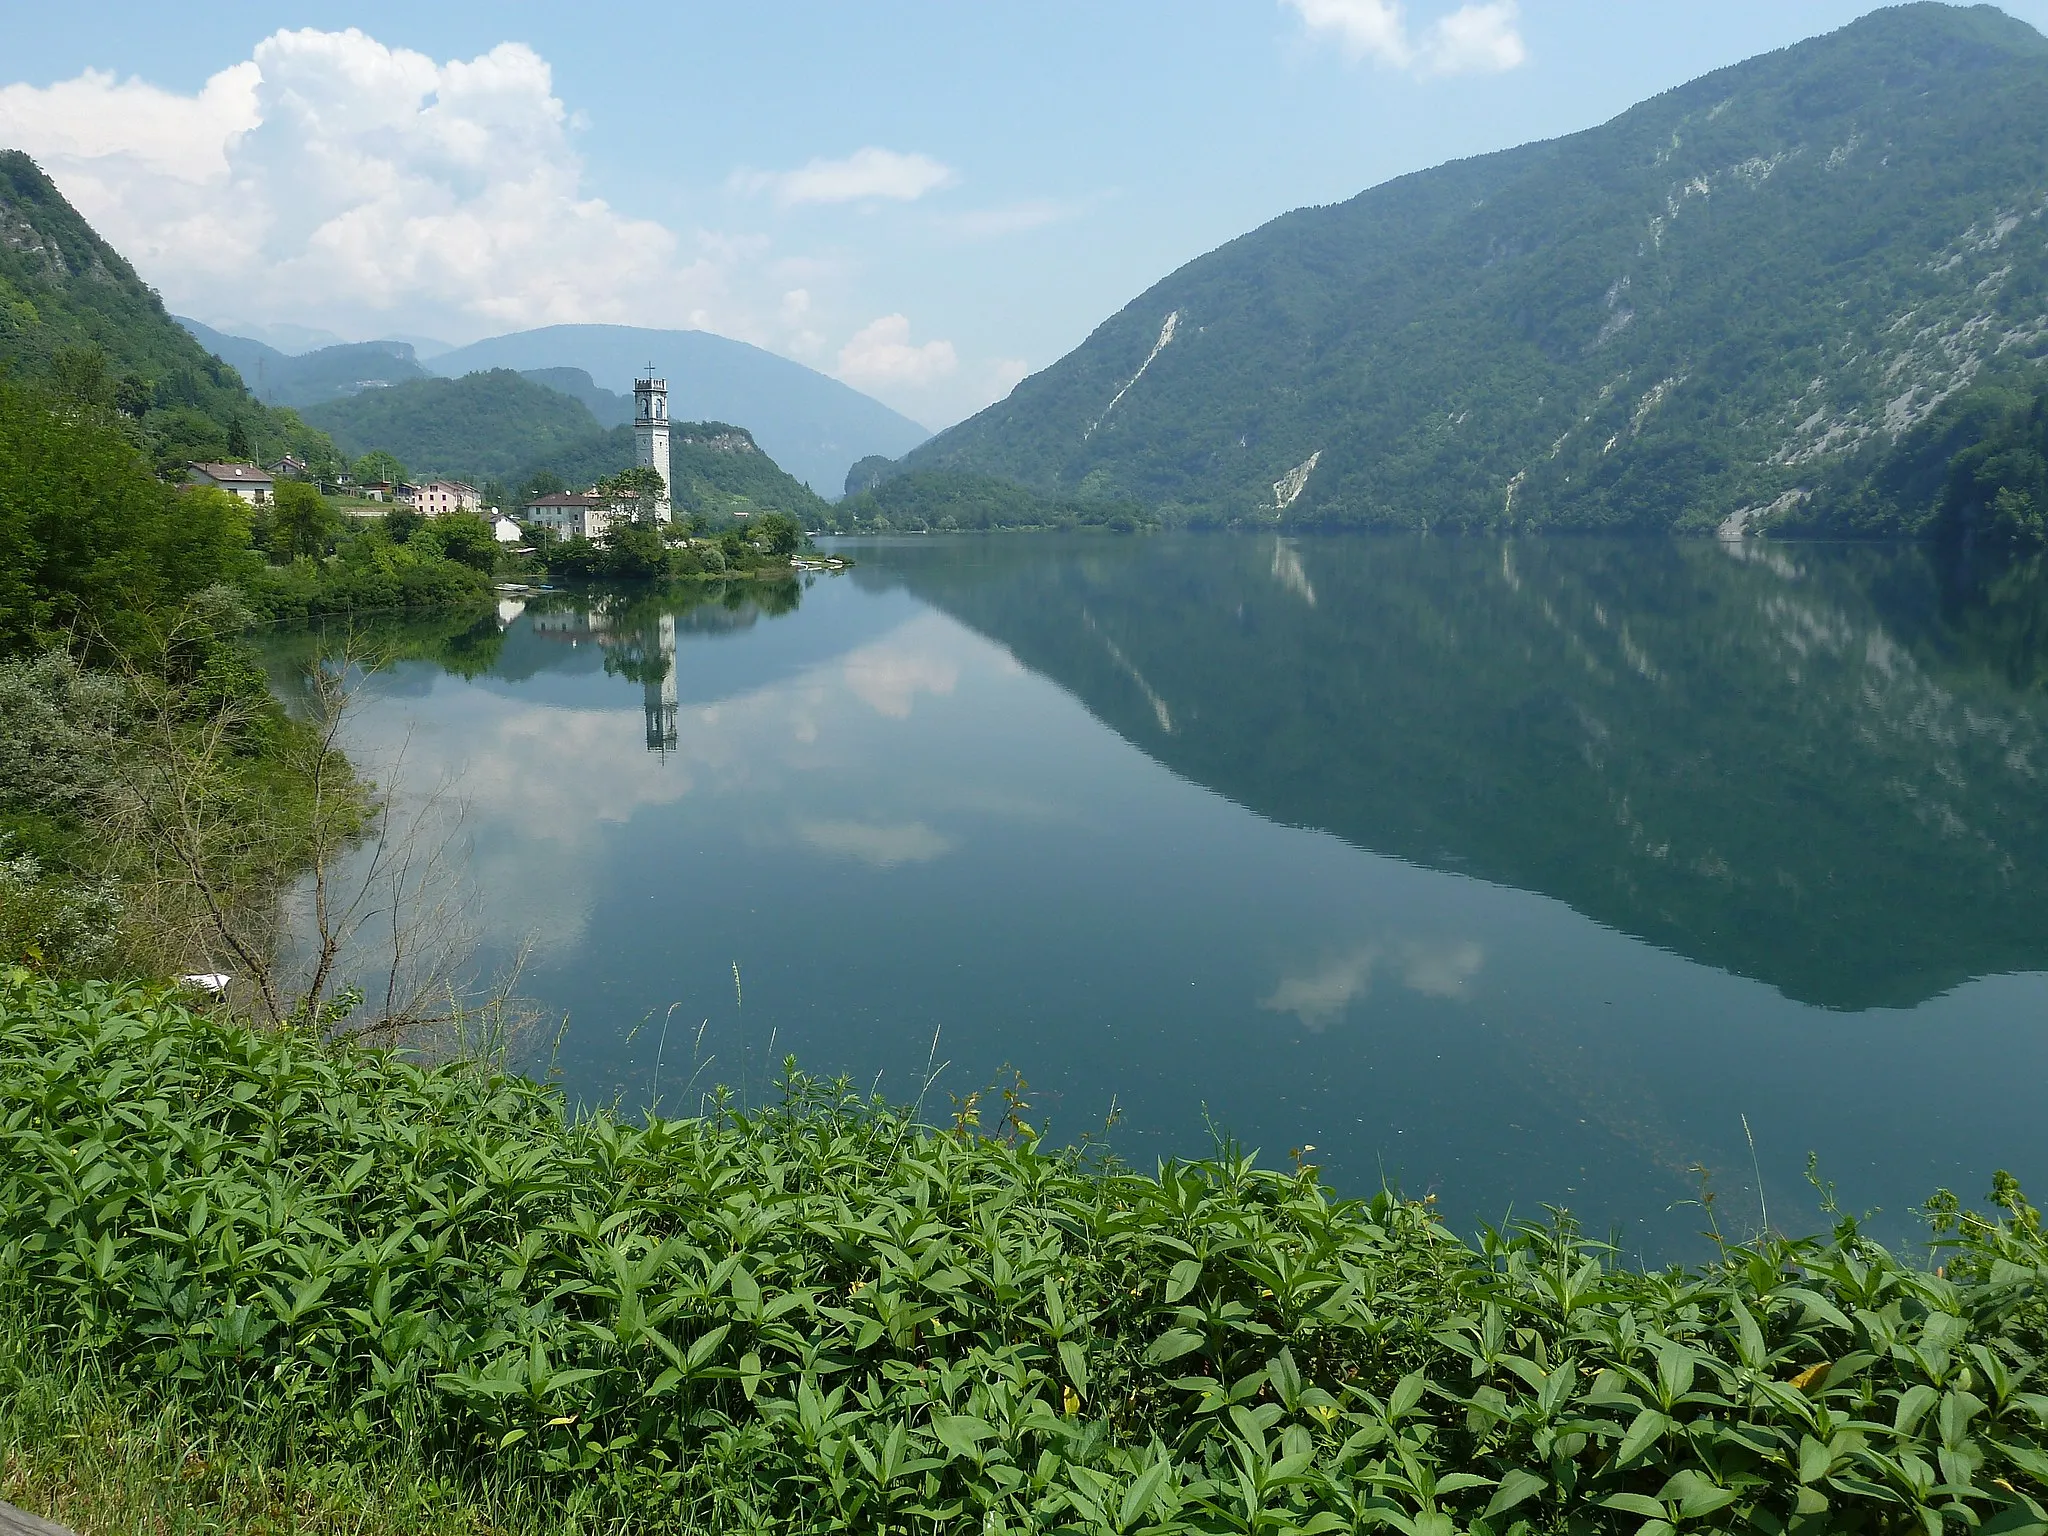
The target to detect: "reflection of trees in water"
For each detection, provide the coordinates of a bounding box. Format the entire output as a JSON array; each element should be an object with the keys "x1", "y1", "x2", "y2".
[
  {"x1": 863, "y1": 534, "x2": 2048, "y2": 1009},
  {"x1": 524, "y1": 579, "x2": 804, "y2": 756}
]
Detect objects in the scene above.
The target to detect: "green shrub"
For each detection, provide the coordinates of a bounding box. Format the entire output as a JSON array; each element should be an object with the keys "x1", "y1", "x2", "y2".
[{"x1": 1, "y1": 973, "x2": 2043, "y2": 1533}]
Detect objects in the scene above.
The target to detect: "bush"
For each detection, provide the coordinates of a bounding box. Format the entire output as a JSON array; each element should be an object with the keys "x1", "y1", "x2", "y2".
[{"x1": 2, "y1": 974, "x2": 2043, "y2": 1534}]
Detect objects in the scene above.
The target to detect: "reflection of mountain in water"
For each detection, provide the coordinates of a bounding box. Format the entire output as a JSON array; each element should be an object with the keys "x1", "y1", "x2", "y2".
[{"x1": 858, "y1": 535, "x2": 2048, "y2": 1010}]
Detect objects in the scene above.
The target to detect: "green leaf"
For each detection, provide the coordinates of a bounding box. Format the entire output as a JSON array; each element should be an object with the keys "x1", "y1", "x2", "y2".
[
  {"x1": 932, "y1": 1414, "x2": 997, "y2": 1460},
  {"x1": 1896, "y1": 1384, "x2": 1939, "y2": 1438},
  {"x1": 1145, "y1": 1328, "x2": 1205, "y2": 1365},
  {"x1": 1120, "y1": 1459, "x2": 1171, "y2": 1530},
  {"x1": 1484, "y1": 1468, "x2": 1545, "y2": 1518},
  {"x1": 1617, "y1": 1408, "x2": 1672, "y2": 1465},
  {"x1": 1799, "y1": 1434, "x2": 1832, "y2": 1483},
  {"x1": 1598, "y1": 1492, "x2": 1668, "y2": 1518},
  {"x1": 1268, "y1": 1348, "x2": 1303, "y2": 1409},
  {"x1": 1059, "y1": 1339, "x2": 1090, "y2": 1401},
  {"x1": 1388, "y1": 1370, "x2": 1427, "y2": 1420},
  {"x1": 1165, "y1": 1258, "x2": 1202, "y2": 1303}
]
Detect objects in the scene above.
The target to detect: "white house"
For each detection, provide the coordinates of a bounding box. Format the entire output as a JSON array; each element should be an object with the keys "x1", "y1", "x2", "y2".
[
  {"x1": 410, "y1": 480, "x2": 482, "y2": 517},
  {"x1": 189, "y1": 463, "x2": 274, "y2": 504},
  {"x1": 492, "y1": 516, "x2": 523, "y2": 545},
  {"x1": 521, "y1": 492, "x2": 620, "y2": 541}
]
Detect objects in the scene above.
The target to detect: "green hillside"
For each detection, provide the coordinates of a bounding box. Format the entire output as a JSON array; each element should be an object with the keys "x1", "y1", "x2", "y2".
[
  {"x1": 821, "y1": 468, "x2": 1150, "y2": 531},
  {"x1": 301, "y1": 370, "x2": 601, "y2": 483},
  {"x1": 899, "y1": 4, "x2": 2048, "y2": 534},
  {"x1": 0, "y1": 152, "x2": 337, "y2": 475},
  {"x1": 515, "y1": 421, "x2": 830, "y2": 524}
]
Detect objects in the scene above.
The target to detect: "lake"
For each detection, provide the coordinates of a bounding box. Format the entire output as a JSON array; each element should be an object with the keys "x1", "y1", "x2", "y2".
[{"x1": 308, "y1": 533, "x2": 2048, "y2": 1255}]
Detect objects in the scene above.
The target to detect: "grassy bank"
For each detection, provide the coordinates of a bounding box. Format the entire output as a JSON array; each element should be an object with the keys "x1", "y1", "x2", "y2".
[{"x1": 2, "y1": 973, "x2": 2044, "y2": 1534}]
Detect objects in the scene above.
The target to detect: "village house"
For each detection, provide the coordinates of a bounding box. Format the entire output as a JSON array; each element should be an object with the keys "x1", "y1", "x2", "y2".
[
  {"x1": 188, "y1": 463, "x2": 274, "y2": 504},
  {"x1": 267, "y1": 454, "x2": 310, "y2": 480},
  {"x1": 520, "y1": 491, "x2": 619, "y2": 542},
  {"x1": 409, "y1": 480, "x2": 482, "y2": 517}
]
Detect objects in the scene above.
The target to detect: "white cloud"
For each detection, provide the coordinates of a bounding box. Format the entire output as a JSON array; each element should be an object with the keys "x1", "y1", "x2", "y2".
[
  {"x1": 1280, "y1": 0, "x2": 1526, "y2": 76},
  {"x1": 842, "y1": 642, "x2": 960, "y2": 719},
  {"x1": 837, "y1": 314, "x2": 959, "y2": 390},
  {"x1": 944, "y1": 198, "x2": 1081, "y2": 239},
  {"x1": 0, "y1": 29, "x2": 735, "y2": 343},
  {"x1": 793, "y1": 819, "x2": 956, "y2": 868},
  {"x1": 1424, "y1": 3, "x2": 1526, "y2": 74},
  {"x1": 1259, "y1": 939, "x2": 1485, "y2": 1030},
  {"x1": 738, "y1": 146, "x2": 957, "y2": 207},
  {"x1": 1283, "y1": 0, "x2": 1413, "y2": 66}
]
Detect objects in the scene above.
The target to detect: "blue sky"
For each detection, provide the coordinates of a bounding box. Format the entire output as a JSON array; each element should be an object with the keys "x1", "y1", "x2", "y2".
[{"x1": 7, "y1": 2, "x2": 2047, "y2": 428}]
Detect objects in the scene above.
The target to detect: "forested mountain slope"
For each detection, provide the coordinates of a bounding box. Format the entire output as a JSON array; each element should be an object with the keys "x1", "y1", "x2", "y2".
[
  {"x1": 301, "y1": 370, "x2": 602, "y2": 483},
  {"x1": 0, "y1": 152, "x2": 335, "y2": 473},
  {"x1": 902, "y1": 4, "x2": 2048, "y2": 533}
]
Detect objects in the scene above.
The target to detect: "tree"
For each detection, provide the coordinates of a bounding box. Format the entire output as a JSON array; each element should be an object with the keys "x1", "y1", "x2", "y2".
[
  {"x1": 382, "y1": 507, "x2": 424, "y2": 545},
  {"x1": 595, "y1": 465, "x2": 667, "y2": 525},
  {"x1": 271, "y1": 481, "x2": 340, "y2": 562},
  {"x1": 354, "y1": 450, "x2": 407, "y2": 485},
  {"x1": 518, "y1": 468, "x2": 566, "y2": 503},
  {"x1": 752, "y1": 511, "x2": 801, "y2": 557},
  {"x1": 0, "y1": 380, "x2": 251, "y2": 655},
  {"x1": 434, "y1": 511, "x2": 500, "y2": 573}
]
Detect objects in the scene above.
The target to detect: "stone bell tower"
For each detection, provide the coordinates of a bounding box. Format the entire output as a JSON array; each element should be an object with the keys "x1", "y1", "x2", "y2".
[{"x1": 633, "y1": 367, "x2": 672, "y2": 523}]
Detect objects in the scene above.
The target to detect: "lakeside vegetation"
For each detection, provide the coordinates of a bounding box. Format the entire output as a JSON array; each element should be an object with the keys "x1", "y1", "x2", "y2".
[{"x1": 1, "y1": 972, "x2": 2044, "y2": 1535}]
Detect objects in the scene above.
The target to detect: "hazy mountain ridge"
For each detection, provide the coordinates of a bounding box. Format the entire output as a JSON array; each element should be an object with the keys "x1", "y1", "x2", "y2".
[
  {"x1": 175, "y1": 317, "x2": 432, "y2": 408},
  {"x1": 899, "y1": 4, "x2": 2048, "y2": 533},
  {"x1": 429, "y1": 325, "x2": 929, "y2": 495}
]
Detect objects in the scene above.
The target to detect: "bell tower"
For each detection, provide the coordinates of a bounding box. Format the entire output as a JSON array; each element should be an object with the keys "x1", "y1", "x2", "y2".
[{"x1": 633, "y1": 366, "x2": 672, "y2": 523}]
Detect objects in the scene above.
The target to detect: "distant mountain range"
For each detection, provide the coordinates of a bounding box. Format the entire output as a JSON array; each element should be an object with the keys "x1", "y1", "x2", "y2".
[
  {"x1": 174, "y1": 317, "x2": 433, "y2": 408},
  {"x1": 173, "y1": 318, "x2": 928, "y2": 496},
  {"x1": 897, "y1": 3, "x2": 2048, "y2": 534},
  {"x1": 426, "y1": 325, "x2": 928, "y2": 495}
]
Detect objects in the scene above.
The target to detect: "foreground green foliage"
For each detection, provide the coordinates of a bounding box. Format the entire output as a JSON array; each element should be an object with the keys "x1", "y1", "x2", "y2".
[
  {"x1": 1, "y1": 1347, "x2": 526, "y2": 1536},
  {"x1": 902, "y1": 7, "x2": 2048, "y2": 534},
  {"x1": 2, "y1": 975, "x2": 2042, "y2": 1534}
]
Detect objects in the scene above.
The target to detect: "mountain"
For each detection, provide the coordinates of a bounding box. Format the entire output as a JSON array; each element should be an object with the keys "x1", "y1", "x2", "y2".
[
  {"x1": 899, "y1": 4, "x2": 2048, "y2": 534},
  {"x1": 857, "y1": 534, "x2": 2048, "y2": 1011},
  {"x1": 176, "y1": 318, "x2": 432, "y2": 408},
  {"x1": 519, "y1": 367, "x2": 634, "y2": 427},
  {"x1": 301, "y1": 370, "x2": 601, "y2": 484},
  {"x1": 0, "y1": 151, "x2": 335, "y2": 472},
  {"x1": 428, "y1": 324, "x2": 929, "y2": 494},
  {"x1": 513, "y1": 421, "x2": 830, "y2": 524}
]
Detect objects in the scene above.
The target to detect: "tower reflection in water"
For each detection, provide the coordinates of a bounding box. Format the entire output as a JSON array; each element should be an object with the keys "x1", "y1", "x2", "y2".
[
  {"x1": 645, "y1": 613, "x2": 677, "y2": 756},
  {"x1": 525, "y1": 605, "x2": 679, "y2": 756}
]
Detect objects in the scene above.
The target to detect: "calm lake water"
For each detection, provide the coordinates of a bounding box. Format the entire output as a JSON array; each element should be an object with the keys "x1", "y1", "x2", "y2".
[{"x1": 312, "y1": 534, "x2": 2048, "y2": 1254}]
